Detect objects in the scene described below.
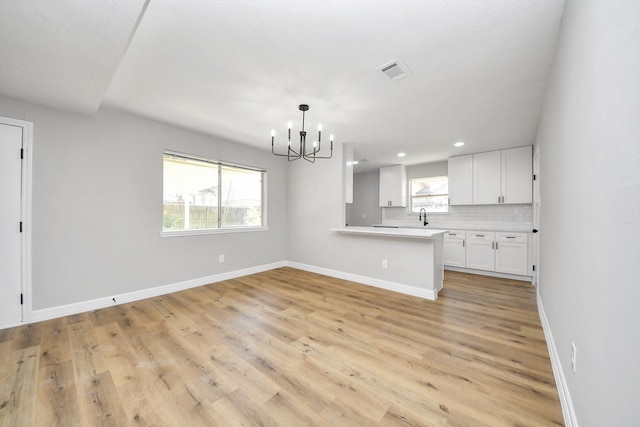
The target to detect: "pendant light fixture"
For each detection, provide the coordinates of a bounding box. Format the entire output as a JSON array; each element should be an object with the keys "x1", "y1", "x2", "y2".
[{"x1": 271, "y1": 104, "x2": 333, "y2": 163}]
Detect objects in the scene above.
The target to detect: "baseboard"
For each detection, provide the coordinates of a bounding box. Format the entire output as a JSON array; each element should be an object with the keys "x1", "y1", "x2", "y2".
[
  {"x1": 30, "y1": 261, "x2": 287, "y2": 323},
  {"x1": 537, "y1": 291, "x2": 578, "y2": 427},
  {"x1": 28, "y1": 259, "x2": 436, "y2": 326},
  {"x1": 445, "y1": 266, "x2": 533, "y2": 282},
  {"x1": 286, "y1": 261, "x2": 437, "y2": 300}
]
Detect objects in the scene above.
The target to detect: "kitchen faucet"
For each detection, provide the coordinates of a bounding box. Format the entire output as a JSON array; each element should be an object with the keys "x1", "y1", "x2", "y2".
[{"x1": 418, "y1": 208, "x2": 428, "y2": 226}]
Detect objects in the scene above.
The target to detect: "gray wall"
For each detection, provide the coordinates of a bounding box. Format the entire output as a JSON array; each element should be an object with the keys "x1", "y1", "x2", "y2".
[
  {"x1": 0, "y1": 96, "x2": 288, "y2": 310},
  {"x1": 534, "y1": 0, "x2": 640, "y2": 425},
  {"x1": 287, "y1": 145, "x2": 434, "y2": 289},
  {"x1": 346, "y1": 169, "x2": 381, "y2": 226}
]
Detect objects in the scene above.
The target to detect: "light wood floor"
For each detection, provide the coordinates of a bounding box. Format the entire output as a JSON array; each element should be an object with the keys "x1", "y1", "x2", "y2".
[{"x1": 0, "y1": 268, "x2": 564, "y2": 426}]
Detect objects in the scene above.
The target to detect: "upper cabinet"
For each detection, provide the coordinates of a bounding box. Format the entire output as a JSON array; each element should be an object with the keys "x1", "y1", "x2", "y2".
[
  {"x1": 473, "y1": 150, "x2": 503, "y2": 204},
  {"x1": 450, "y1": 146, "x2": 532, "y2": 205},
  {"x1": 379, "y1": 165, "x2": 407, "y2": 207},
  {"x1": 500, "y1": 146, "x2": 533, "y2": 204},
  {"x1": 448, "y1": 155, "x2": 473, "y2": 205}
]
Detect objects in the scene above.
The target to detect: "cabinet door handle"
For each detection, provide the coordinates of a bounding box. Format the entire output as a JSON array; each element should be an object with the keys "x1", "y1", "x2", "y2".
[
  {"x1": 495, "y1": 242, "x2": 499, "y2": 249},
  {"x1": 476, "y1": 234, "x2": 485, "y2": 237},
  {"x1": 491, "y1": 242, "x2": 494, "y2": 249},
  {"x1": 506, "y1": 236, "x2": 516, "y2": 239},
  {"x1": 462, "y1": 240, "x2": 465, "y2": 247}
]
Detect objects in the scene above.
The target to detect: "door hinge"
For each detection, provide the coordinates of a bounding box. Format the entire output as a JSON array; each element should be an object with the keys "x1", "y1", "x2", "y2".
[
  {"x1": 20, "y1": 148, "x2": 24, "y2": 159},
  {"x1": 20, "y1": 221, "x2": 23, "y2": 232},
  {"x1": 20, "y1": 294, "x2": 23, "y2": 305},
  {"x1": 533, "y1": 265, "x2": 536, "y2": 271}
]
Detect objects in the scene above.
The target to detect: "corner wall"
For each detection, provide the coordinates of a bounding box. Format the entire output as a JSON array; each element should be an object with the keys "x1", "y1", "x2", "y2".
[{"x1": 534, "y1": 0, "x2": 640, "y2": 425}]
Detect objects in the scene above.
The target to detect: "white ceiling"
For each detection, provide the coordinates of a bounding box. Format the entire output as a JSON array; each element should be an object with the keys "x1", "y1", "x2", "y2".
[{"x1": 0, "y1": 0, "x2": 565, "y2": 170}]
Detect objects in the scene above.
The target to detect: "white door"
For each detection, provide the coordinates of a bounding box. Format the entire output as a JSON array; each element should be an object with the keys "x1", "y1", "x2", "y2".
[
  {"x1": 448, "y1": 155, "x2": 473, "y2": 205},
  {"x1": 532, "y1": 147, "x2": 541, "y2": 289},
  {"x1": 502, "y1": 146, "x2": 533, "y2": 204},
  {"x1": 443, "y1": 234, "x2": 466, "y2": 267},
  {"x1": 0, "y1": 122, "x2": 24, "y2": 327},
  {"x1": 473, "y1": 151, "x2": 502, "y2": 204},
  {"x1": 495, "y1": 242, "x2": 528, "y2": 275},
  {"x1": 466, "y1": 232, "x2": 496, "y2": 271}
]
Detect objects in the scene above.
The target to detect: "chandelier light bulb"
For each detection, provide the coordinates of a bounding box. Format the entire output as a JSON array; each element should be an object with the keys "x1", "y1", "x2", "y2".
[{"x1": 271, "y1": 104, "x2": 334, "y2": 163}]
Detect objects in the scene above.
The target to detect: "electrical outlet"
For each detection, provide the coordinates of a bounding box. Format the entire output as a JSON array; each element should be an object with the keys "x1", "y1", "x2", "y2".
[
  {"x1": 382, "y1": 259, "x2": 388, "y2": 269},
  {"x1": 219, "y1": 254, "x2": 225, "y2": 263},
  {"x1": 571, "y1": 343, "x2": 577, "y2": 373}
]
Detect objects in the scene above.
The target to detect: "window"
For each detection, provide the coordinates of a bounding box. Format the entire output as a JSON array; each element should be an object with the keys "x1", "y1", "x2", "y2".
[
  {"x1": 410, "y1": 176, "x2": 449, "y2": 213},
  {"x1": 163, "y1": 152, "x2": 265, "y2": 234}
]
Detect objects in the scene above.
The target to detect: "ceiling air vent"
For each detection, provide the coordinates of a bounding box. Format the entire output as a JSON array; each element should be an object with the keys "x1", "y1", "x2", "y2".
[{"x1": 378, "y1": 59, "x2": 411, "y2": 81}]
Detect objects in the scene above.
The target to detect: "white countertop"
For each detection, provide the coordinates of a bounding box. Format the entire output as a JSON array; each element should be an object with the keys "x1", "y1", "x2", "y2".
[
  {"x1": 331, "y1": 226, "x2": 447, "y2": 239},
  {"x1": 370, "y1": 224, "x2": 532, "y2": 233}
]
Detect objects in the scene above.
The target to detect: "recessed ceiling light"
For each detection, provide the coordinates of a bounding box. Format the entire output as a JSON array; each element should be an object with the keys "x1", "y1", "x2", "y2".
[
  {"x1": 454, "y1": 141, "x2": 465, "y2": 147},
  {"x1": 397, "y1": 152, "x2": 406, "y2": 157}
]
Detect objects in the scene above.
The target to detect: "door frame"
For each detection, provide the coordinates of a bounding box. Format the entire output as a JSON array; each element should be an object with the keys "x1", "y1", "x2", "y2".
[
  {"x1": 532, "y1": 145, "x2": 541, "y2": 291},
  {"x1": 1, "y1": 116, "x2": 33, "y2": 327}
]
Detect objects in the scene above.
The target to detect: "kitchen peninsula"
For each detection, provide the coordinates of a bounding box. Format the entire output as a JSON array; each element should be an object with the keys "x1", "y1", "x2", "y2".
[{"x1": 331, "y1": 226, "x2": 447, "y2": 300}]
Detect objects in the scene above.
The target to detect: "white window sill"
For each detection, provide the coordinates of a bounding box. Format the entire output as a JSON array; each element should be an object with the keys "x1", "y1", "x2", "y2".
[{"x1": 160, "y1": 226, "x2": 268, "y2": 237}]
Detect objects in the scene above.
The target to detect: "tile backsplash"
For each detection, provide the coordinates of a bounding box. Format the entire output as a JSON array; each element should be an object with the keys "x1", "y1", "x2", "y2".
[{"x1": 382, "y1": 204, "x2": 533, "y2": 231}]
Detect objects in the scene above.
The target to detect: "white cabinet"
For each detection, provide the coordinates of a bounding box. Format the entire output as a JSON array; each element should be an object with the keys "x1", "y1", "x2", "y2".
[
  {"x1": 379, "y1": 165, "x2": 407, "y2": 207},
  {"x1": 473, "y1": 146, "x2": 532, "y2": 205},
  {"x1": 463, "y1": 230, "x2": 529, "y2": 276},
  {"x1": 501, "y1": 147, "x2": 533, "y2": 204},
  {"x1": 448, "y1": 155, "x2": 473, "y2": 205},
  {"x1": 443, "y1": 230, "x2": 466, "y2": 267},
  {"x1": 466, "y1": 231, "x2": 496, "y2": 271},
  {"x1": 473, "y1": 151, "x2": 502, "y2": 204},
  {"x1": 449, "y1": 146, "x2": 532, "y2": 205},
  {"x1": 344, "y1": 145, "x2": 354, "y2": 204},
  {"x1": 495, "y1": 232, "x2": 528, "y2": 275}
]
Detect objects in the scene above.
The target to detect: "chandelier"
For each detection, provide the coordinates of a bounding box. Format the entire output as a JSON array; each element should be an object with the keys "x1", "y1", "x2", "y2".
[{"x1": 271, "y1": 104, "x2": 333, "y2": 162}]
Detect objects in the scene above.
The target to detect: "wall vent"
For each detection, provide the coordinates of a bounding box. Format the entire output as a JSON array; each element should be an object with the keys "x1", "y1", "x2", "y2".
[{"x1": 378, "y1": 59, "x2": 411, "y2": 81}]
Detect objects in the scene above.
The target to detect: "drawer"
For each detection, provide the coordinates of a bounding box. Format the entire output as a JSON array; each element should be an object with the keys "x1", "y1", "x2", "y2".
[
  {"x1": 444, "y1": 230, "x2": 465, "y2": 240},
  {"x1": 496, "y1": 232, "x2": 527, "y2": 243},
  {"x1": 467, "y1": 231, "x2": 495, "y2": 242}
]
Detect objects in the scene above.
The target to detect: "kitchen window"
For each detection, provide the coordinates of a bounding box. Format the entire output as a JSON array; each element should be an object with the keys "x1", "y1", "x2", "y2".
[
  {"x1": 410, "y1": 176, "x2": 449, "y2": 213},
  {"x1": 162, "y1": 151, "x2": 266, "y2": 235}
]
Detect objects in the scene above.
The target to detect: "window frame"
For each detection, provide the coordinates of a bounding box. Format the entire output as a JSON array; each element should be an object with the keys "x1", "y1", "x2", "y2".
[
  {"x1": 409, "y1": 175, "x2": 449, "y2": 214},
  {"x1": 161, "y1": 151, "x2": 268, "y2": 237}
]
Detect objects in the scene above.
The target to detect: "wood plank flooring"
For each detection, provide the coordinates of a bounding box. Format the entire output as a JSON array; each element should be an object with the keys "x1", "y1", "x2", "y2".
[{"x1": 0, "y1": 268, "x2": 564, "y2": 426}]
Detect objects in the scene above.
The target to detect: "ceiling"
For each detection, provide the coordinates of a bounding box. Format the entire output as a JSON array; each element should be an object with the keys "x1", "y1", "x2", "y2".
[{"x1": 0, "y1": 0, "x2": 565, "y2": 171}]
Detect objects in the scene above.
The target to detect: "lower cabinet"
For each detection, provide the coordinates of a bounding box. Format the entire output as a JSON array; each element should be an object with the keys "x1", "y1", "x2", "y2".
[
  {"x1": 443, "y1": 230, "x2": 466, "y2": 268},
  {"x1": 445, "y1": 230, "x2": 529, "y2": 277},
  {"x1": 466, "y1": 231, "x2": 496, "y2": 271},
  {"x1": 495, "y1": 232, "x2": 528, "y2": 275}
]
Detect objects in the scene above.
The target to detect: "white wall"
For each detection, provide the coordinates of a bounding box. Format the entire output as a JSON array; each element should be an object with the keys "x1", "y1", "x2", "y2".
[
  {"x1": 0, "y1": 96, "x2": 288, "y2": 311},
  {"x1": 534, "y1": 0, "x2": 640, "y2": 425},
  {"x1": 287, "y1": 145, "x2": 436, "y2": 292},
  {"x1": 346, "y1": 170, "x2": 381, "y2": 226}
]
